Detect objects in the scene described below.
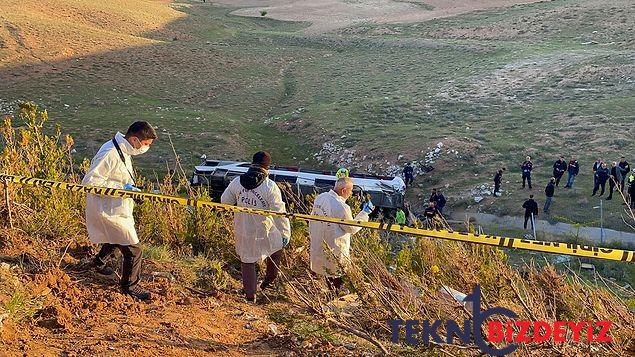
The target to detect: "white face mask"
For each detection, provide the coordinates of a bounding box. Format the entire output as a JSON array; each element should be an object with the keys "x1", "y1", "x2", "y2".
[
  {"x1": 130, "y1": 145, "x2": 150, "y2": 156},
  {"x1": 129, "y1": 137, "x2": 150, "y2": 155}
]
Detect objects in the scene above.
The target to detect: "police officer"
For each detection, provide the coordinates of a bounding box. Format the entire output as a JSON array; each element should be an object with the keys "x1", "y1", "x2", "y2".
[
  {"x1": 564, "y1": 158, "x2": 579, "y2": 188},
  {"x1": 403, "y1": 163, "x2": 414, "y2": 187},
  {"x1": 552, "y1": 156, "x2": 567, "y2": 186},
  {"x1": 592, "y1": 162, "x2": 610, "y2": 197},
  {"x1": 494, "y1": 168, "x2": 505, "y2": 196},
  {"x1": 522, "y1": 195, "x2": 538, "y2": 230},
  {"x1": 544, "y1": 178, "x2": 555, "y2": 213},
  {"x1": 618, "y1": 157, "x2": 630, "y2": 192},
  {"x1": 521, "y1": 156, "x2": 533, "y2": 189}
]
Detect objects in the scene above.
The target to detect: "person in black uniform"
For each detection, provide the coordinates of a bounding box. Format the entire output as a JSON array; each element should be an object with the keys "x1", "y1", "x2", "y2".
[
  {"x1": 618, "y1": 157, "x2": 630, "y2": 193},
  {"x1": 552, "y1": 156, "x2": 567, "y2": 186},
  {"x1": 522, "y1": 195, "x2": 538, "y2": 230},
  {"x1": 521, "y1": 156, "x2": 533, "y2": 189},
  {"x1": 607, "y1": 162, "x2": 618, "y2": 200},
  {"x1": 403, "y1": 163, "x2": 414, "y2": 188},
  {"x1": 494, "y1": 168, "x2": 505, "y2": 196},
  {"x1": 544, "y1": 178, "x2": 555, "y2": 213},
  {"x1": 592, "y1": 158, "x2": 603, "y2": 186},
  {"x1": 592, "y1": 162, "x2": 610, "y2": 196}
]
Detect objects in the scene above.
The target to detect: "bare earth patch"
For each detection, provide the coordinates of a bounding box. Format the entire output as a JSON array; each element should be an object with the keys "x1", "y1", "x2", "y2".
[{"x1": 215, "y1": 0, "x2": 549, "y2": 33}]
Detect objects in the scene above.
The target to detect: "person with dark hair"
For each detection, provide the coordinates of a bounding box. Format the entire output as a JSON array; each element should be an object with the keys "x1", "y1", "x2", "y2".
[
  {"x1": 552, "y1": 156, "x2": 567, "y2": 186},
  {"x1": 422, "y1": 201, "x2": 439, "y2": 229},
  {"x1": 544, "y1": 177, "x2": 555, "y2": 213},
  {"x1": 221, "y1": 151, "x2": 291, "y2": 303},
  {"x1": 403, "y1": 163, "x2": 414, "y2": 188},
  {"x1": 592, "y1": 162, "x2": 610, "y2": 197},
  {"x1": 430, "y1": 189, "x2": 446, "y2": 215},
  {"x1": 564, "y1": 158, "x2": 579, "y2": 188},
  {"x1": 618, "y1": 157, "x2": 630, "y2": 192},
  {"x1": 493, "y1": 168, "x2": 505, "y2": 196},
  {"x1": 83, "y1": 121, "x2": 157, "y2": 301},
  {"x1": 521, "y1": 156, "x2": 533, "y2": 189},
  {"x1": 522, "y1": 195, "x2": 538, "y2": 230},
  {"x1": 629, "y1": 171, "x2": 635, "y2": 209},
  {"x1": 592, "y1": 158, "x2": 603, "y2": 186}
]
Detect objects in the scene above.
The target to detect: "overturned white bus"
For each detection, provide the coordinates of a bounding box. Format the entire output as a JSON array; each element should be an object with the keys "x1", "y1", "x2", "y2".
[{"x1": 191, "y1": 158, "x2": 406, "y2": 211}]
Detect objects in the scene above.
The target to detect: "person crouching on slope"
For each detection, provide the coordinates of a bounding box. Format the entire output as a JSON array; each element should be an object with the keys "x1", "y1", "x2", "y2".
[
  {"x1": 221, "y1": 151, "x2": 291, "y2": 303},
  {"x1": 84, "y1": 121, "x2": 157, "y2": 301},
  {"x1": 309, "y1": 177, "x2": 374, "y2": 291}
]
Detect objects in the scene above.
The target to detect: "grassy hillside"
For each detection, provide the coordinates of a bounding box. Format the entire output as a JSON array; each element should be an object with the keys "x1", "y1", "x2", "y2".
[{"x1": 0, "y1": 0, "x2": 634, "y2": 234}]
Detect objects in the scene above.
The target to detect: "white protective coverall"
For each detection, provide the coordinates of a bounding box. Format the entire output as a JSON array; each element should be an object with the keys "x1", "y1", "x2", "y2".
[
  {"x1": 82, "y1": 132, "x2": 138, "y2": 245},
  {"x1": 221, "y1": 176, "x2": 291, "y2": 263},
  {"x1": 309, "y1": 190, "x2": 369, "y2": 277}
]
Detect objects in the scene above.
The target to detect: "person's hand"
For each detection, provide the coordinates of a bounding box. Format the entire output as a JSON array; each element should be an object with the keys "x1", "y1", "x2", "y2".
[
  {"x1": 362, "y1": 200, "x2": 375, "y2": 214},
  {"x1": 123, "y1": 183, "x2": 141, "y2": 192},
  {"x1": 282, "y1": 236, "x2": 290, "y2": 247}
]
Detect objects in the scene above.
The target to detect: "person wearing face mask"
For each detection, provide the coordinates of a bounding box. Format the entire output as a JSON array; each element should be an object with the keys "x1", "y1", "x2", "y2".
[
  {"x1": 83, "y1": 121, "x2": 157, "y2": 301},
  {"x1": 221, "y1": 151, "x2": 291, "y2": 303},
  {"x1": 309, "y1": 177, "x2": 374, "y2": 292}
]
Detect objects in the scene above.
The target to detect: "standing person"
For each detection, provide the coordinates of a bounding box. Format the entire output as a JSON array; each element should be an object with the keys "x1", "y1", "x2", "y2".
[
  {"x1": 309, "y1": 177, "x2": 374, "y2": 291},
  {"x1": 521, "y1": 156, "x2": 533, "y2": 189},
  {"x1": 564, "y1": 158, "x2": 579, "y2": 188},
  {"x1": 618, "y1": 157, "x2": 630, "y2": 192},
  {"x1": 84, "y1": 121, "x2": 157, "y2": 301},
  {"x1": 493, "y1": 168, "x2": 505, "y2": 196},
  {"x1": 592, "y1": 158, "x2": 603, "y2": 186},
  {"x1": 522, "y1": 195, "x2": 538, "y2": 230},
  {"x1": 544, "y1": 178, "x2": 555, "y2": 213},
  {"x1": 221, "y1": 151, "x2": 291, "y2": 303},
  {"x1": 422, "y1": 201, "x2": 438, "y2": 229},
  {"x1": 592, "y1": 162, "x2": 610, "y2": 197},
  {"x1": 552, "y1": 156, "x2": 567, "y2": 186},
  {"x1": 403, "y1": 163, "x2": 414, "y2": 188},
  {"x1": 607, "y1": 162, "x2": 619, "y2": 200},
  {"x1": 430, "y1": 189, "x2": 446, "y2": 215}
]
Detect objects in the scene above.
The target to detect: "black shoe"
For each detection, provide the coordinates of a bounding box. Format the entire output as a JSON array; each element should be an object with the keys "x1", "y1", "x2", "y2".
[
  {"x1": 122, "y1": 285, "x2": 151, "y2": 301},
  {"x1": 606, "y1": 197, "x2": 612, "y2": 200},
  {"x1": 259, "y1": 278, "x2": 273, "y2": 291},
  {"x1": 591, "y1": 193, "x2": 596, "y2": 196},
  {"x1": 91, "y1": 258, "x2": 115, "y2": 275}
]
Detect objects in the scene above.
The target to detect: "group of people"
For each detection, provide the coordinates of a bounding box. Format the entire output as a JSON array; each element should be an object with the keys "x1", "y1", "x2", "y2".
[
  {"x1": 83, "y1": 122, "x2": 374, "y2": 302},
  {"x1": 515, "y1": 156, "x2": 635, "y2": 230}
]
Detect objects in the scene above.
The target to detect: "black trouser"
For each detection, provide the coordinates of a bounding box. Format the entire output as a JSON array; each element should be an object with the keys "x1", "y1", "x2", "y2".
[
  {"x1": 592, "y1": 180, "x2": 607, "y2": 196},
  {"x1": 494, "y1": 181, "x2": 501, "y2": 194},
  {"x1": 95, "y1": 243, "x2": 142, "y2": 289},
  {"x1": 405, "y1": 174, "x2": 414, "y2": 187},
  {"x1": 523, "y1": 213, "x2": 534, "y2": 230},
  {"x1": 241, "y1": 249, "x2": 282, "y2": 299},
  {"x1": 522, "y1": 173, "x2": 532, "y2": 189},
  {"x1": 326, "y1": 276, "x2": 344, "y2": 291},
  {"x1": 607, "y1": 179, "x2": 616, "y2": 199},
  {"x1": 554, "y1": 173, "x2": 564, "y2": 186}
]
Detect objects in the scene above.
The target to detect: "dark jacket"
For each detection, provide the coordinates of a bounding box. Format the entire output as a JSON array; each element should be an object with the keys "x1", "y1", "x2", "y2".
[
  {"x1": 596, "y1": 167, "x2": 610, "y2": 183},
  {"x1": 403, "y1": 165, "x2": 414, "y2": 176},
  {"x1": 429, "y1": 193, "x2": 446, "y2": 209},
  {"x1": 610, "y1": 166, "x2": 618, "y2": 179},
  {"x1": 618, "y1": 161, "x2": 630, "y2": 179},
  {"x1": 423, "y1": 206, "x2": 438, "y2": 219},
  {"x1": 521, "y1": 161, "x2": 533, "y2": 174},
  {"x1": 593, "y1": 161, "x2": 603, "y2": 173},
  {"x1": 567, "y1": 160, "x2": 579, "y2": 175},
  {"x1": 240, "y1": 166, "x2": 268, "y2": 190},
  {"x1": 553, "y1": 160, "x2": 567, "y2": 177},
  {"x1": 545, "y1": 182, "x2": 555, "y2": 197},
  {"x1": 494, "y1": 172, "x2": 503, "y2": 184},
  {"x1": 522, "y1": 199, "x2": 538, "y2": 216}
]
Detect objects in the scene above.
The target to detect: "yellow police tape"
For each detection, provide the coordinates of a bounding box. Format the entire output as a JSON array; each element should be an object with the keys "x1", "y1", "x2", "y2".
[{"x1": 1, "y1": 174, "x2": 634, "y2": 263}]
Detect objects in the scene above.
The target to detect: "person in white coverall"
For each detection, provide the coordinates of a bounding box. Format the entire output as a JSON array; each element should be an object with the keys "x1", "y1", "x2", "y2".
[
  {"x1": 83, "y1": 121, "x2": 157, "y2": 301},
  {"x1": 221, "y1": 151, "x2": 291, "y2": 302},
  {"x1": 309, "y1": 177, "x2": 374, "y2": 291}
]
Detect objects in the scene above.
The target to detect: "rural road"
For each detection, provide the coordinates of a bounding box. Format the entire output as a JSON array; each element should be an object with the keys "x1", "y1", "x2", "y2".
[{"x1": 461, "y1": 212, "x2": 635, "y2": 247}]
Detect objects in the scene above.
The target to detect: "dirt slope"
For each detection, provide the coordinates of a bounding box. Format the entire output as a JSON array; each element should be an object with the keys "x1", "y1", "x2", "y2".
[
  {"x1": 0, "y1": 0, "x2": 184, "y2": 66},
  {"x1": 218, "y1": 0, "x2": 548, "y2": 33}
]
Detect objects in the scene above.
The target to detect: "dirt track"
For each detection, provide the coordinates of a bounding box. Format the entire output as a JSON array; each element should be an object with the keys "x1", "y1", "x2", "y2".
[{"x1": 216, "y1": 0, "x2": 548, "y2": 33}]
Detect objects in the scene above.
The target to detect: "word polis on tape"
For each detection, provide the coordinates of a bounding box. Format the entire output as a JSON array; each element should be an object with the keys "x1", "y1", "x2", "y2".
[{"x1": 388, "y1": 285, "x2": 612, "y2": 356}]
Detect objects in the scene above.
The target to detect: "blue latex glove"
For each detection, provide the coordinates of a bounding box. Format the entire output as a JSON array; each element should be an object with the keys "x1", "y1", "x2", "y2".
[
  {"x1": 123, "y1": 183, "x2": 141, "y2": 192},
  {"x1": 362, "y1": 200, "x2": 375, "y2": 214},
  {"x1": 282, "y1": 236, "x2": 290, "y2": 247}
]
